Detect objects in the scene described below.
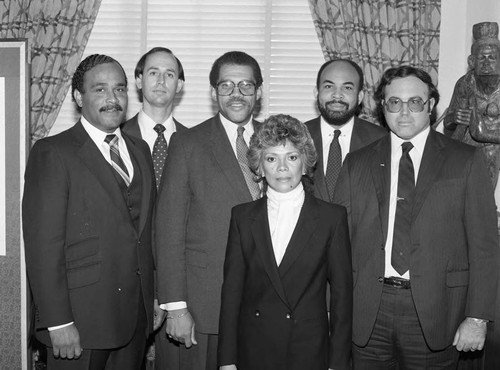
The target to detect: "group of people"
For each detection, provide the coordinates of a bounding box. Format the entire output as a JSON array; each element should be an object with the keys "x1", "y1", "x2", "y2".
[{"x1": 22, "y1": 46, "x2": 498, "y2": 370}]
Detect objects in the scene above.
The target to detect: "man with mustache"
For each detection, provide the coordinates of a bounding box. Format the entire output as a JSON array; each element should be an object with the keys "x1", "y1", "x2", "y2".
[
  {"x1": 155, "y1": 51, "x2": 263, "y2": 370},
  {"x1": 305, "y1": 59, "x2": 387, "y2": 202},
  {"x1": 23, "y1": 54, "x2": 156, "y2": 369}
]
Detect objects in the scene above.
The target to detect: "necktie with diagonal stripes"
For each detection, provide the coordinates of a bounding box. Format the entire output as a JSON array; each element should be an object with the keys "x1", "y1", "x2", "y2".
[{"x1": 105, "y1": 134, "x2": 130, "y2": 186}]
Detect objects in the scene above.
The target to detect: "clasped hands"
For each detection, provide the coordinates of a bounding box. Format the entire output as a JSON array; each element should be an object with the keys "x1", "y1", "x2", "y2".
[{"x1": 165, "y1": 308, "x2": 197, "y2": 348}]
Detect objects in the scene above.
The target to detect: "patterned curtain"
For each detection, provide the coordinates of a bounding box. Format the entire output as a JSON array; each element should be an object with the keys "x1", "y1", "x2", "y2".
[
  {"x1": 308, "y1": 0, "x2": 441, "y2": 122},
  {"x1": 0, "y1": 0, "x2": 102, "y2": 143}
]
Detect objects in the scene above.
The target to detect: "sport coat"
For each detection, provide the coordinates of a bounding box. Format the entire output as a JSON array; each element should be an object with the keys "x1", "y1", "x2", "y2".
[
  {"x1": 22, "y1": 121, "x2": 156, "y2": 349},
  {"x1": 333, "y1": 130, "x2": 499, "y2": 350},
  {"x1": 121, "y1": 113, "x2": 188, "y2": 139},
  {"x1": 218, "y1": 193, "x2": 352, "y2": 370},
  {"x1": 305, "y1": 116, "x2": 387, "y2": 202},
  {"x1": 155, "y1": 114, "x2": 258, "y2": 334}
]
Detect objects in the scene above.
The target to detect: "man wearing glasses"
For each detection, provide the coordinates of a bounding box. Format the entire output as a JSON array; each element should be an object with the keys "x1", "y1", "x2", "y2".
[
  {"x1": 333, "y1": 66, "x2": 498, "y2": 369},
  {"x1": 155, "y1": 51, "x2": 262, "y2": 369}
]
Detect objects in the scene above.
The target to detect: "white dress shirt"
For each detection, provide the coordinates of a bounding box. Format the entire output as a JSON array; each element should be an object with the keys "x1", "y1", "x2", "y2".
[
  {"x1": 267, "y1": 183, "x2": 305, "y2": 265},
  {"x1": 384, "y1": 127, "x2": 430, "y2": 279},
  {"x1": 320, "y1": 116, "x2": 355, "y2": 175},
  {"x1": 137, "y1": 109, "x2": 177, "y2": 153}
]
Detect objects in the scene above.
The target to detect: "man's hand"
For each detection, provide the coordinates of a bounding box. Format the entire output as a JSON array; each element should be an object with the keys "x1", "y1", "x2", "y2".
[
  {"x1": 165, "y1": 308, "x2": 197, "y2": 348},
  {"x1": 453, "y1": 317, "x2": 487, "y2": 351},
  {"x1": 49, "y1": 323, "x2": 82, "y2": 359},
  {"x1": 153, "y1": 299, "x2": 166, "y2": 331},
  {"x1": 220, "y1": 365, "x2": 237, "y2": 370}
]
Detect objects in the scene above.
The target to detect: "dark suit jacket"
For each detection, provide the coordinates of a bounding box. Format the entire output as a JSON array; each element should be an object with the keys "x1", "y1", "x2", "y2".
[
  {"x1": 121, "y1": 113, "x2": 188, "y2": 140},
  {"x1": 305, "y1": 116, "x2": 387, "y2": 202},
  {"x1": 155, "y1": 114, "x2": 259, "y2": 334},
  {"x1": 218, "y1": 193, "x2": 352, "y2": 370},
  {"x1": 22, "y1": 121, "x2": 156, "y2": 349},
  {"x1": 333, "y1": 130, "x2": 499, "y2": 350}
]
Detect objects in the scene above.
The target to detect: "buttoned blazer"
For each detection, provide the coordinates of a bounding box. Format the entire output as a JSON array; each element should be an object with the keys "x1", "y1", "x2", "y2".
[
  {"x1": 305, "y1": 116, "x2": 387, "y2": 202},
  {"x1": 155, "y1": 114, "x2": 259, "y2": 333},
  {"x1": 121, "y1": 113, "x2": 188, "y2": 139},
  {"x1": 22, "y1": 121, "x2": 156, "y2": 349},
  {"x1": 218, "y1": 193, "x2": 353, "y2": 370},
  {"x1": 333, "y1": 130, "x2": 499, "y2": 350}
]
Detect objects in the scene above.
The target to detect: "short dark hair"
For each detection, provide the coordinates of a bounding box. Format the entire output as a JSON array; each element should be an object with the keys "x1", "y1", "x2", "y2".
[
  {"x1": 72, "y1": 54, "x2": 127, "y2": 100},
  {"x1": 247, "y1": 114, "x2": 316, "y2": 194},
  {"x1": 134, "y1": 47, "x2": 185, "y2": 81},
  {"x1": 374, "y1": 65, "x2": 440, "y2": 125},
  {"x1": 209, "y1": 51, "x2": 263, "y2": 88},
  {"x1": 316, "y1": 58, "x2": 364, "y2": 91}
]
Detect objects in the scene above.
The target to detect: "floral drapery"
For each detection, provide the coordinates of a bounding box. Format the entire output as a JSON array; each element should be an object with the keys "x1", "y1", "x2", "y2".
[
  {"x1": 308, "y1": 0, "x2": 441, "y2": 122},
  {"x1": 0, "y1": 0, "x2": 102, "y2": 143}
]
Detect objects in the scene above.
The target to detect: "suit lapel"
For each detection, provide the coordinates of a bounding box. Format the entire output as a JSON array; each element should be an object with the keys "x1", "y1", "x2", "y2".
[
  {"x1": 251, "y1": 198, "x2": 290, "y2": 308},
  {"x1": 278, "y1": 194, "x2": 319, "y2": 278},
  {"x1": 412, "y1": 131, "x2": 445, "y2": 219},
  {"x1": 122, "y1": 114, "x2": 142, "y2": 138},
  {"x1": 350, "y1": 117, "x2": 367, "y2": 152},
  {"x1": 371, "y1": 136, "x2": 392, "y2": 241},
  {"x1": 309, "y1": 118, "x2": 329, "y2": 201},
  {"x1": 209, "y1": 115, "x2": 253, "y2": 203},
  {"x1": 73, "y1": 122, "x2": 131, "y2": 219}
]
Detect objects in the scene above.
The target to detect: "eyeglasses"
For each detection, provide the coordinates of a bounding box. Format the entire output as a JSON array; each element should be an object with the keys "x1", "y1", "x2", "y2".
[
  {"x1": 216, "y1": 80, "x2": 256, "y2": 96},
  {"x1": 383, "y1": 97, "x2": 430, "y2": 113}
]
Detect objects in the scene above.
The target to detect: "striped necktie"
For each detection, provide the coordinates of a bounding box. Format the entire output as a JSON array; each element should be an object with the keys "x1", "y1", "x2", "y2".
[{"x1": 105, "y1": 134, "x2": 131, "y2": 186}]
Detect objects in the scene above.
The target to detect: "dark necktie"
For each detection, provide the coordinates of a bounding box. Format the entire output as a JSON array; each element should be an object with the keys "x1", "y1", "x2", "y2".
[
  {"x1": 152, "y1": 124, "x2": 168, "y2": 189},
  {"x1": 325, "y1": 129, "x2": 342, "y2": 201},
  {"x1": 236, "y1": 126, "x2": 260, "y2": 200},
  {"x1": 105, "y1": 134, "x2": 130, "y2": 186},
  {"x1": 391, "y1": 141, "x2": 415, "y2": 275}
]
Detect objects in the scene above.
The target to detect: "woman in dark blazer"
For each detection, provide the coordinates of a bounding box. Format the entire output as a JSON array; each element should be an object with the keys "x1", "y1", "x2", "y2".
[{"x1": 217, "y1": 114, "x2": 353, "y2": 370}]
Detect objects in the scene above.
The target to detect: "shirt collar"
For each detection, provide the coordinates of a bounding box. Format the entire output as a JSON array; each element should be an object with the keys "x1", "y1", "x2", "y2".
[
  {"x1": 219, "y1": 113, "x2": 255, "y2": 138},
  {"x1": 390, "y1": 126, "x2": 430, "y2": 158},
  {"x1": 80, "y1": 116, "x2": 123, "y2": 144},
  {"x1": 320, "y1": 115, "x2": 355, "y2": 137},
  {"x1": 138, "y1": 109, "x2": 175, "y2": 131}
]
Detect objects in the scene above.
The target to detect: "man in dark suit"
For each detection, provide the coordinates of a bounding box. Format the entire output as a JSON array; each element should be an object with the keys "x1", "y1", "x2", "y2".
[
  {"x1": 155, "y1": 51, "x2": 263, "y2": 370},
  {"x1": 122, "y1": 47, "x2": 187, "y2": 370},
  {"x1": 333, "y1": 66, "x2": 498, "y2": 369},
  {"x1": 22, "y1": 54, "x2": 156, "y2": 369},
  {"x1": 305, "y1": 59, "x2": 386, "y2": 202}
]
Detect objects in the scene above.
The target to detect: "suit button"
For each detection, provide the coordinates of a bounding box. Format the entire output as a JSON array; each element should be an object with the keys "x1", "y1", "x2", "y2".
[
  {"x1": 136, "y1": 269, "x2": 141, "y2": 275},
  {"x1": 255, "y1": 310, "x2": 260, "y2": 317},
  {"x1": 380, "y1": 244, "x2": 385, "y2": 250},
  {"x1": 378, "y1": 277, "x2": 384, "y2": 283},
  {"x1": 286, "y1": 313, "x2": 292, "y2": 319}
]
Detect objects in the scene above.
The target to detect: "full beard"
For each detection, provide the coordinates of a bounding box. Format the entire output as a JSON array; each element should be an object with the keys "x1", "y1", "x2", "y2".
[{"x1": 317, "y1": 99, "x2": 358, "y2": 126}]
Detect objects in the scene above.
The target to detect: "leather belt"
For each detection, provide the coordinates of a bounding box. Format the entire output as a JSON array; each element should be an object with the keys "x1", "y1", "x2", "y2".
[{"x1": 384, "y1": 276, "x2": 411, "y2": 289}]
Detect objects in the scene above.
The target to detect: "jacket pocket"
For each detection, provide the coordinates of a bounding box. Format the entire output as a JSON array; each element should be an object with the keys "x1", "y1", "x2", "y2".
[
  {"x1": 66, "y1": 236, "x2": 101, "y2": 289},
  {"x1": 446, "y1": 270, "x2": 469, "y2": 287}
]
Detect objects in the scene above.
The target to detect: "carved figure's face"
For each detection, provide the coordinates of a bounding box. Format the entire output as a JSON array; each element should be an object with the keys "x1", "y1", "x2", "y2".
[{"x1": 473, "y1": 44, "x2": 500, "y2": 76}]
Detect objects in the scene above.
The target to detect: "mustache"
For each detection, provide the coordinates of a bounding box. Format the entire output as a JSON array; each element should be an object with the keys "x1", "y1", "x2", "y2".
[
  {"x1": 227, "y1": 98, "x2": 247, "y2": 105},
  {"x1": 99, "y1": 104, "x2": 123, "y2": 112},
  {"x1": 326, "y1": 99, "x2": 349, "y2": 108}
]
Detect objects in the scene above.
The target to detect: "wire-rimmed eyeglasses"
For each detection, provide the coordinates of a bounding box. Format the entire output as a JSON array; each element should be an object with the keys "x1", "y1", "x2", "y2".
[{"x1": 216, "y1": 80, "x2": 256, "y2": 96}]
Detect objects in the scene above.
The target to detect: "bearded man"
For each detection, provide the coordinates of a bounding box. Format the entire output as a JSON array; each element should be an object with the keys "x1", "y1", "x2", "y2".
[{"x1": 305, "y1": 59, "x2": 387, "y2": 202}]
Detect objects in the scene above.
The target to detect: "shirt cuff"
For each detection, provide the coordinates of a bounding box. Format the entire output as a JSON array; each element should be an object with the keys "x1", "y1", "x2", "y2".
[
  {"x1": 160, "y1": 301, "x2": 187, "y2": 311},
  {"x1": 48, "y1": 322, "x2": 74, "y2": 331}
]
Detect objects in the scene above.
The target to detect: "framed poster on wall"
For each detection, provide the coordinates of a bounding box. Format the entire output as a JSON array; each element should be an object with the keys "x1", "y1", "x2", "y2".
[{"x1": 0, "y1": 39, "x2": 30, "y2": 370}]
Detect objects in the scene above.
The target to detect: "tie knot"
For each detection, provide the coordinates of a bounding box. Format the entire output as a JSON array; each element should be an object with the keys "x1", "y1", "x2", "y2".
[
  {"x1": 402, "y1": 141, "x2": 413, "y2": 154},
  {"x1": 237, "y1": 125, "x2": 245, "y2": 137},
  {"x1": 333, "y1": 130, "x2": 341, "y2": 139},
  {"x1": 105, "y1": 134, "x2": 117, "y2": 146},
  {"x1": 154, "y1": 124, "x2": 166, "y2": 135}
]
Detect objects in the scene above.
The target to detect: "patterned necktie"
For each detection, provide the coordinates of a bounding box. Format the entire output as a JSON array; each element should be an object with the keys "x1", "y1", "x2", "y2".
[
  {"x1": 152, "y1": 124, "x2": 168, "y2": 189},
  {"x1": 236, "y1": 126, "x2": 261, "y2": 200},
  {"x1": 391, "y1": 141, "x2": 415, "y2": 275},
  {"x1": 325, "y1": 129, "x2": 342, "y2": 201},
  {"x1": 105, "y1": 134, "x2": 131, "y2": 186}
]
